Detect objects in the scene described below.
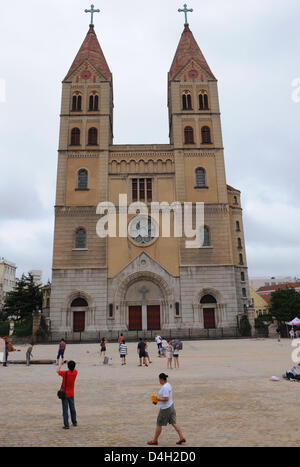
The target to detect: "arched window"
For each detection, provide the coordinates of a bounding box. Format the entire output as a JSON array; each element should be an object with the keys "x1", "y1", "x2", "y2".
[
  {"x1": 239, "y1": 253, "x2": 244, "y2": 265},
  {"x1": 182, "y1": 92, "x2": 192, "y2": 110},
  {"x1": 71, "y1": 128, "x2": 80, "y2": 146},
  {"x1": 75, "y1": 228, "x2": 86, "y2": 249},
  {"x1": 72, "y1": 94, "x2": 82, "y2": 111},
  {"x1": 236, "y1": 221, "x2": 241, "y2": 232},
  {"x1": 201, "y1": 126, "x2": 212, "y2": 144},
  {"x1": 200, "y1": 294, "x2": 217, "y2": 304},
  {"x1": 195, "y1": 167, "x2": 206, "y2": 187},
  {"x1": 241, "y1": 271, "x2": 245, "y2": 282},
  {"x1": 233, "y1": 196, "x2": 238, "y2": 205},
  {"x1": 203, "y1": 226, "x2": 211, "y2": 246},
  {"x1": 71, "y1": 297, "x2": 88, "y2": 307},
  {"x1": 89, "y1": 94, "x2": 99, "y2": 111},
  {"x1": 199, "y1": 93, "x2": 209, "y2": 110},
  {"x1": 237, "y1": 238, "x2": 242, "y2": 249},
  {"x1": 88, "y1": 127, "x2": 98, "y2": 145},
  {"x1": 184, "y1": 126, "x2": 194, "y2": 144},
  {"x1": 77, "y1": 169, "x2": 88, "y2": 190}
]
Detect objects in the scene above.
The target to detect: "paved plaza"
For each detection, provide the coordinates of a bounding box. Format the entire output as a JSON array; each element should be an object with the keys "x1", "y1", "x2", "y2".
[{"x1": 0, "y1": 338, "x2": 299, "y2": 447}]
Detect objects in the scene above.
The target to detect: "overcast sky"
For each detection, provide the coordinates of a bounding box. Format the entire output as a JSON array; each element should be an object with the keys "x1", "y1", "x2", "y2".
[{"x1": 0, "y1": 0, "x2": 299, "y2": 283}]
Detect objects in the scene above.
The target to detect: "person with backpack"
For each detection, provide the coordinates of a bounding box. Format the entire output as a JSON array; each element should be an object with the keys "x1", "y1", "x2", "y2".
[{"x1": 57, "y1": 360, "x2": 78, "y2": 429}]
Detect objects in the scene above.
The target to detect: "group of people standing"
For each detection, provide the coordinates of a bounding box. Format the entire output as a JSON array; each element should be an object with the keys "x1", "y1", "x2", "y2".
[{"x1": 155, "y1": 334, "x2": 181, "y2": 369}]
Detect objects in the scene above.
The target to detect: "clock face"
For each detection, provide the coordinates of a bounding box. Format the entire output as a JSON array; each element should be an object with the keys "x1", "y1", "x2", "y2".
[{"x1": 128, "y1": 216, "x2": 157, "y2": 245}]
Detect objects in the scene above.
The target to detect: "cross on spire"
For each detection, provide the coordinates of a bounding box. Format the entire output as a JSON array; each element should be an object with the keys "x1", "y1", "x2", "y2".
[
  {"x1": 178, "y1": 3, "x2": 193, "y2": 26},
  {"x1": 85, "y1": 4, "x2": 100, "y2": 27}
]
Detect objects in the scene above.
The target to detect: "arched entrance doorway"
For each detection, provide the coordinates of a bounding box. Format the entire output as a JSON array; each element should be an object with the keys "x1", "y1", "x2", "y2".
[
  {"x1": 71, "y1": 297, "x2": 88, "y2": 332},
  {"x1": 200, "y1": 294, "x2": 217, "y2": 329},
  {"x1": 125, "y1": 280, "x2": 163, "y2": 331}
]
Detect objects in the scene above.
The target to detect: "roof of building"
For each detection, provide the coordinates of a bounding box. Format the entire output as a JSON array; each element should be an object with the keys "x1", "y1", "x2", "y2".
[
  {"x1": 64, "y1": 26, "x2": 112, "y2": 82},
  {"x1": 256, "y1": 282, "x2": 300, "y2": 302},
  {"x1": 227, "y1": 184, "x2": 240, "y2": 193},
  {"x1": 169, "y1": 25, "x2": 216, "y2": 81}
]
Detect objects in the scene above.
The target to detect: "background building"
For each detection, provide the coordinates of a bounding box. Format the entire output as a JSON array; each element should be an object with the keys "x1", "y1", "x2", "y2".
[
  {"x1": 250, "y1": 276, "x2": 300, "y2": 291},
  {"x1": 29, "y1": 270, "x2": 43, "y2": 286},
  {"x1": 50, "y1": 14, "x2": 250, "y2": 339},
  {"x1": 0, "y1": 258, "x2": 17, "y2": 310}
]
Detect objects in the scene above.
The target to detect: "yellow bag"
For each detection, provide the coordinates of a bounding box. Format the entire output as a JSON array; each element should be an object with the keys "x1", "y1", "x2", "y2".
[{"x1": 151, "y1": 394, "x2": 158, "y2": 405}]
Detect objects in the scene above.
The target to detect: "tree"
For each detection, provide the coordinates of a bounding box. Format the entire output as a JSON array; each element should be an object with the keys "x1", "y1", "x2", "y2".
[
  {"x1": 0, "y1": 273, "x2": 43, "y2": 323},
  {"x1": 269, "y1": 287, "x2": 300, "y2": 326}
]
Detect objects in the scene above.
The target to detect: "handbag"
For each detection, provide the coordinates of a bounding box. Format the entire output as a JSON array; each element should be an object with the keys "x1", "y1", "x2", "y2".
[{"x1": 57, "y1": 370, "x2": 68, "y2": 400}]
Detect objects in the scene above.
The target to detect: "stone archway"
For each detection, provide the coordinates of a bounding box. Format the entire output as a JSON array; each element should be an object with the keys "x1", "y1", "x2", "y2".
[
  {"x1": 193, "y1": 288, "x2": 226, "y2": 328},
  {"x1": 62, "y1": 291, "x2": 95, "y2": 332},
  {"x1": 115, "y1": 272, "x2": 171, "y2": 331}
]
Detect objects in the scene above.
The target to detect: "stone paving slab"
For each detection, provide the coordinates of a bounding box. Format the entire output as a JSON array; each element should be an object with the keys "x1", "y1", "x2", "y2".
[{"x1": 0, "y1": 338, "x2": 298, "y2": 447}]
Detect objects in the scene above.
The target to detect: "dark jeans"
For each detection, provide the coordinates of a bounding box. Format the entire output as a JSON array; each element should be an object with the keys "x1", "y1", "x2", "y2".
[{"x1": 61, "y1": 397, "x2": 77, "y2": 428}]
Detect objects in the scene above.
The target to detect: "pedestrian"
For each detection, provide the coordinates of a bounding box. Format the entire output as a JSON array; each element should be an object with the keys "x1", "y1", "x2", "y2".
[
  {"x1": 147, "y1": 373, "x2": 186, "y2": 446},
  {"x1": 137, "y1": 338, "x2": 148, "y2": 367},
  {"x1": 119, "y1": 339, "x2": 128, "y2": 365},
  {"x1": 118, "y1": 333, "x2": 124, "y2": 345},
  {"x1": 57, "y1": 360, "x2": 78, "y2": 429},
  {"x1": 161, "y1": 337, "x2": 168, "y2": 357},
  {"x1": 26, "y1": 343, "x2": 35, "y2": 366},
  {"x1": 290, "y1": 329, "x2": 295, "y2": 339},
  {"x1": 276, "y1": 327, "x2": 281, "y2": 342},
  {"x1": 57, "y1": 339, "x2": 66, "y2": 365},
  {"x1": 100, "y1": 337, "x2": 107, "y2": 358},
  {"x1": 155, "y1": 334, "x2": 162, "y2": 357},
  {"x1": 144, "y1": 338, "x2": 152, "y2": 364},
  {"x1": 166, "y1": 339, "x2": 173, "y2": 369},
  {"x1": 2, "y1": 337, "x2": 8, "y2": 367},
  {"x1": 173, "y1": 345, "x2": 180, "y2": 368}
]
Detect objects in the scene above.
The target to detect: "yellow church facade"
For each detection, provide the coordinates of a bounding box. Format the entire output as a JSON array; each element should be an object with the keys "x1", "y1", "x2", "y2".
[{"x1": 50, "y1": 17, "x2": 249, "y2": 339}]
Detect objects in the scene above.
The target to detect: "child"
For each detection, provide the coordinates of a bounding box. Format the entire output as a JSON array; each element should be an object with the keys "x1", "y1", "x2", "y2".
[
  {"x1": 173, "y1": 346, "x2": 180, "y2": 368},
  {"x1": 161, "y1": 338, "x2": 167, "y2": 357},
  {"x1": 100, "y1": 337, "x2": 107, "y2": 357},
  {"x1": 166, "y1": 340, "x2": 173, "y2": 369},
  {"x1": 119, "y1": 340, "x2": 128, "y2": 365}
]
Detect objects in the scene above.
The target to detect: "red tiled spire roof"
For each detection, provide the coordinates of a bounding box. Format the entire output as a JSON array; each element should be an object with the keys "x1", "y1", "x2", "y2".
[
  {"x1": 64, "y1": 26, "x2": 112, "y2": 81},
  {"x1": 169, "y1": 25, "x2": 216, "y2": 81}
]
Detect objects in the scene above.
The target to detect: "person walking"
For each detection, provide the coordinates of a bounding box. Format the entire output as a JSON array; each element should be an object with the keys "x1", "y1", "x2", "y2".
[
  {"x1": 161, "y1": 337, "x2": 167, "y2": 358},
  {"x1": 144, "y1": 338, "x2": 152, "y2": 364},
  {"x1": 57, "y1": 339, "x2": 66, "y2": 365},
  {"x1": 119, "y1": 340, "x2": 128, "y2": 365},
  {"x1": 147, "y1": 373, "x2": 186, "y2": 446},
  {"x1": 118, "y1": 334, "x2": 124, "y2": 345},
  {"x1": 57, "y1": 360, "x2": 78, "y2": 429},
  {"x1": 26, "y1": 343, "x2": 35, "y2": 366},
  {"x1": 100, "y1": 337, "x2": 107, "y2": 358},
  {"x1": 276, "y1": 327, "x2": 281, "y2": 342},
  {"x1": 155, "y1": 334, "x2": 162, "y2": 357},
  {"x1": 137, "y1": 338, "x2": 148, "y2": 367},
  {"x1": 2, "y1": 337, "x2": 8, "y2": 367},
  {"x1": 166, "y1": 340, "x2": 174, "y2": 370}
]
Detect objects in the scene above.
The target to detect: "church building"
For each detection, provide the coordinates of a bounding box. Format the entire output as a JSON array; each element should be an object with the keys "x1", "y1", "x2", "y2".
[{"x1": 49, "y1": 6, "x2": 250, "y2": 339}]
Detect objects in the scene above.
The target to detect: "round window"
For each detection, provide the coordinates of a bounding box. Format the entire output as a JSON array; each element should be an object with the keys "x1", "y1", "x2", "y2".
[{"x1": 128, "y1": 216, "x2": 157, "y2": 245}]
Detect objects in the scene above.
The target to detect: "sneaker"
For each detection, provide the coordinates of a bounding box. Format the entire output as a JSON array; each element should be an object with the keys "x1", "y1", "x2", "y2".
[{"x1": 62, "y1": 426, "x2": 69, "y2": 430}]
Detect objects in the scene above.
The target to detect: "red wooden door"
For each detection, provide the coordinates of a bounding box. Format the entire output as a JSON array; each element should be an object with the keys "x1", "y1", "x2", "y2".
[
  {"x1": 129, "y1": 306, "x2": 142, "y2": 330},
  {"x1": 73, "y1": 311, "x2": 85, "y2": 332},
  {"x1": 203, "y1": 309, "x2": 216, "y2": 329},
  {"x1": 147, "y1": 305, "x2": 161, "y2": 330}
]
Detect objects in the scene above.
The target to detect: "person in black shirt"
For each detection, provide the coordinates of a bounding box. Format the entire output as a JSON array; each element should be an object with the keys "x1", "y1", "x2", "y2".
[{"x1": 137, "y1": 338, "x2": 148, "y2": 367}]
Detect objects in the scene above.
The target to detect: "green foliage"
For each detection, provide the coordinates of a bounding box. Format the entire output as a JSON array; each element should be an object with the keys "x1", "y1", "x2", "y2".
[
  {"x1": 35, "y1": 315, "x2": 50, "y2": 339},
  {"x1": 0, "y1": 321, "x2": 9, "y2": 336},
  {"x1": 239, "y1": 314, "x2": 252, "y2": 337},
  {"x1": 269, "y1": 288, "x2": 300, "y2": 326},
  {"x1": 255, "y1": 313, "x2": 273, "y2": 329},
  {"x1": 14, "y1": 319, "x2": 33, "y2": 338},
  {"x1": 2, "y1": 273, "x2": 42, "y2": 322}
]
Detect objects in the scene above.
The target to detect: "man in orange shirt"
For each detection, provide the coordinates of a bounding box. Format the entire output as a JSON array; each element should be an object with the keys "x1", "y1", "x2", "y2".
[{"x1": 57, "y1": 360, "x2": 78, "y2": 429}]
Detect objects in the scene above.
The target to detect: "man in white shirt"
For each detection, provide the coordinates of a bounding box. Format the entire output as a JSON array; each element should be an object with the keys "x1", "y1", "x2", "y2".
[
  {"x1": 154, "y1": 334, "x2": 162, "y2": 357},
  {"x1": 147, "y1": 373, "x2": 186, "y2": 446}
]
